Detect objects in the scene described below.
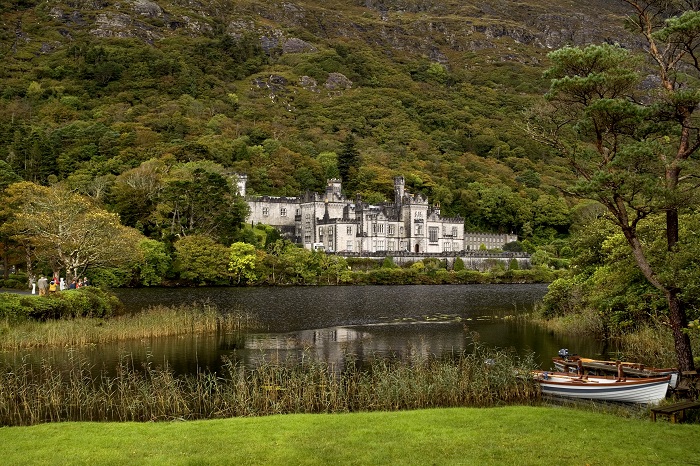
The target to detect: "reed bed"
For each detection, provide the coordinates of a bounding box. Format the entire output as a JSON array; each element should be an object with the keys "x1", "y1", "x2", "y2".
[
  {"x1": 0, "y1": 303, "x2": 256, "y2": 349},
  {"x1": 0, "y1": 346, "x2": 540, "y2": 426},
  {"x1": 615, "y1": 326, "x2": 700, "y2": 368},
  {"x1": 526, "y1": 307, "x2": 605, "y2": 337}
]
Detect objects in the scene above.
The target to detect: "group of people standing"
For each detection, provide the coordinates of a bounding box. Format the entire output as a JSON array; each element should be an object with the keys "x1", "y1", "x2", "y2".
[{"x1": 33, "y1": 275, "x2": 90, "y2": 296}]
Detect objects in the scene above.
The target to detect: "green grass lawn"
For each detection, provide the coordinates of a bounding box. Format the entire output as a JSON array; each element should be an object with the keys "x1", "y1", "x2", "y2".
[{"x1": 1, "y1": 406, "x2": 698, "y2": 465}]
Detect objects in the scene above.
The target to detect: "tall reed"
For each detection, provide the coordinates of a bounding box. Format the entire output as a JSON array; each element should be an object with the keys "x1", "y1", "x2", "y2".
[
  {"x1": 0, "y1": 303, "x2": 256, "y2": 349},
  {"x1": 615, "y1": 326, "x2": 700, "y2": 368},
  {"x1": 0, "y1": 345, "x2": 539, "y2": 426}
]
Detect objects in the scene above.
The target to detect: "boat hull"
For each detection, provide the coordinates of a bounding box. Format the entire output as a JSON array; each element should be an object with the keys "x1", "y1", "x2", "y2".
[
  {"x1": 534, "y1": 372, "x2": 671, "y2": 404},
  {"x1": 552, "y1": 357, "x2": 679, "y2": 389}
]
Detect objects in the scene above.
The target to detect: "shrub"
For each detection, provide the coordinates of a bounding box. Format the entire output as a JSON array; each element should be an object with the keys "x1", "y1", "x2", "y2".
[
  {"x1": 508, "y1": 258, "x2": 520, "y2": 271},
  {"x1": 0, "y1": 288, "x2": 122, "y2": 323},
  {"x1": 454, "y1": 270, "x2": 488, "y2": 284},
  {"x1": 346, "y1": 258, "x2": 380, "y2": 271},
  {"x1": 381, "y1": 256, "x2": 397, "y2": 268}
]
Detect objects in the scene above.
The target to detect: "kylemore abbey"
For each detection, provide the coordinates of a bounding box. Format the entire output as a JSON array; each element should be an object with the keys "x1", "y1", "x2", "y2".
[{"x1": 239, "y1": 175, "x2": 517, "y2": 254}]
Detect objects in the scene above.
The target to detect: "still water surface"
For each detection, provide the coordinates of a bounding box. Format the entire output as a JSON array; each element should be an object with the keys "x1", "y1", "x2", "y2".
[{"x1": 4, "y1": 285, "x2": 606, "y2": 374}]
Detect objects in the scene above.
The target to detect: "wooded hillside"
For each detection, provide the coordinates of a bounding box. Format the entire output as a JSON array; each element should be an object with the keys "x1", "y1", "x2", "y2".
[{"x1": 0, "y1": 0, "x2": 632, "y2": 244}]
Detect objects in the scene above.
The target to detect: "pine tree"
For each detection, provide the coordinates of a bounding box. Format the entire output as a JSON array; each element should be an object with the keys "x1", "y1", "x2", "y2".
[{"x1": 337, "y1": 133, "x2": 359, "y2": 190}]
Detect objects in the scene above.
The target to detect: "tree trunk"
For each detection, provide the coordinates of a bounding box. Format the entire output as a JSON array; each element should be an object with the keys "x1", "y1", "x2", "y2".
[
  {"x1": 666, "y1": 289, "x2": 695, "y2": 372},
  {"x1": 620, "y1": 222, "x2": 695, "y2": 371}
]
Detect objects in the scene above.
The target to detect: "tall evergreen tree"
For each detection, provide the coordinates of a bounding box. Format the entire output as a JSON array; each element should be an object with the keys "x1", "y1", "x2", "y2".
[{"x1": 337, "y1": 133, "x2": 360, "y2": 191}]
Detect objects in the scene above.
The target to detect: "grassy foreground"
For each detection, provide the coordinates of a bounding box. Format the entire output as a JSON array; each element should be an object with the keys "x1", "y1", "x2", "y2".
[{"x1": 0, "y1": 407, "x2": 697, "y2": 465}]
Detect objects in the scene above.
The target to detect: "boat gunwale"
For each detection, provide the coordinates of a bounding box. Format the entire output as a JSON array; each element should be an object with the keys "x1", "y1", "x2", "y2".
[
  {"x1": 533, "y1": 371, "x2": 671, "y2": 387},
  {"x1": 552, "y1": 357, "x2": 677, "y2": 373}
]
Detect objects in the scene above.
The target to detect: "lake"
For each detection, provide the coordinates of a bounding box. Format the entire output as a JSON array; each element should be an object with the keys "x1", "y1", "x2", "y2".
[{"x1": 2, "y1": 284, "x2": 605, "y2": 375}]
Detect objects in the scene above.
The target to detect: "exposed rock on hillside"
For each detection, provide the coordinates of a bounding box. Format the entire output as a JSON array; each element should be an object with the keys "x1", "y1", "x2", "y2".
[
  {"x1": 325, "y1": 73, "x2": 352, "y2": 91},
  {"x1": 7, "y1": 0, "x2": 633, "y2": 68}
]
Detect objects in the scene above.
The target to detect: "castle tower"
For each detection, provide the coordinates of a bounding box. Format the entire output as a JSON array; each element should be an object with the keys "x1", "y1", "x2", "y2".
[
  {"x1": 326, "y1": 178, "x2": 342, "y2": 201},
  {"x1": 235, "y1": 173, "x2": 248, "y2": 196},
  {"x1": 394, "y1": 176, "x2": 405, "y2": 205}
]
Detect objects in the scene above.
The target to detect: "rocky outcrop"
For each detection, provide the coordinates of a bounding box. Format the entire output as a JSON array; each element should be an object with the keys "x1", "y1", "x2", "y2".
[
  {"x1": 324, "y1": 73, "x2": 352, "y2": 91},
  {"x1": 299, "y1": 76, "x2": 319, "y2": 93},
  {"x1": 21, "y1": 1, "x2": 634, "y2": 66},
  {"x1": 131, "y1": 0, "x2": 163, "y2": 17},
  {"x1": 90, "y1": 12, "x2": 163, "y2": 42},
  {"x1": 283, "y1": 38, "x2": 317, "y2": 54}
]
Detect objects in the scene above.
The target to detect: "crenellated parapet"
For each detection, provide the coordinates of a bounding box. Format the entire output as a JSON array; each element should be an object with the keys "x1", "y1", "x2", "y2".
[{"x1": 247, "y1": 195, "x2": 300, "y2": 203}]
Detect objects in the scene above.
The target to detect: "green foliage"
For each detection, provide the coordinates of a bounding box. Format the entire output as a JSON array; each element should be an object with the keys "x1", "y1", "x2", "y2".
[
  {"x1": 381, "y1": 256, "x2": 397, "y2": 269},
  {"x1": 508, "y1": 258, "x2": 520, "y2": 271},
  {"x1": 228, "y1": 242, "x2": 259, "y2": 284},
  {"x1": 539, "y1": 212, "x2": 700, "y2": 334},
  {"x1": 0, "y1": 287, "x2": 121, "y2": 322},
  {"x1": 502, "y1": 241, "x2": 523, "y2": 252},
  {"x1": 173, "y1": 235, "x2": 231, "y2": 285},
  {"x1": 135, "y1": 239, "x2": 171, "y2": 286}
]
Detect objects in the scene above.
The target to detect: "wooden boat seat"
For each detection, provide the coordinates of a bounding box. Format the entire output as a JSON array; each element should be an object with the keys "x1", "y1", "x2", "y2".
[{"x1": 650, "y1": 400, "x2": 700, "y2": 423}]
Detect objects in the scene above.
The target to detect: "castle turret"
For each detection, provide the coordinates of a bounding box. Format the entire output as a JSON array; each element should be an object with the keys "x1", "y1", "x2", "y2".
[
  {"x1": 236, "y1": 173, "x2": 248, "y2": 196},
  {"x1": 326, "y1": 178, "x2": 342, "y2": 201},
  {"x1": 394, "y1": 176, "x2": 405, "y2": 205}
]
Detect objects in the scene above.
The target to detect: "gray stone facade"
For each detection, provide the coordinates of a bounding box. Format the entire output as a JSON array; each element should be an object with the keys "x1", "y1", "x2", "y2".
[{"x1": 242, "y1": 176, "x2": 517, "y2": 253}]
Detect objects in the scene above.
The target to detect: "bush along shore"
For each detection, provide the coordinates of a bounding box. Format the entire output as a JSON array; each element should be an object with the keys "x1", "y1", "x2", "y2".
[
  {"x1": 0, "y1": 347, "x2": 539, "y2": 426},
  {"x1": 0, "y1": 299, "x2": 256, "y2": 349}
]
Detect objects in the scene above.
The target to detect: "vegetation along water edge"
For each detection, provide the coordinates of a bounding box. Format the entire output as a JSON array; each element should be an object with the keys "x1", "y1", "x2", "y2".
[{"x1": 0, "y1": 345, "x2": 537, "y2": 426}]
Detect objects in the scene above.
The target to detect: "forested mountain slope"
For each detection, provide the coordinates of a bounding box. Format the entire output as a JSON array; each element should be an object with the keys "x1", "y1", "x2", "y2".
[{"x1": 0, "y1": 0, "x2": 633, "y2": 241}]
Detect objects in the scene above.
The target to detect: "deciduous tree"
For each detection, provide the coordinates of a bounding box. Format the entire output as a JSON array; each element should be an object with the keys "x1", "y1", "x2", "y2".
[
  {"x1": 173, "y1": 234, "x2": 230, "y2": 284},
  {"x1": 228, "y1": 241, "x2": 259, "y2": 284},
  {"x1": 2, "y1": 182, "x2": 143, "y2": 281}
]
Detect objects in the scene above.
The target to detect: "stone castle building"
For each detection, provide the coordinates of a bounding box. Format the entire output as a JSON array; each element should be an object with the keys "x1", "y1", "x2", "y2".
[{"x1": 241, "y1": 175, "x2": 516, "y2": 253}]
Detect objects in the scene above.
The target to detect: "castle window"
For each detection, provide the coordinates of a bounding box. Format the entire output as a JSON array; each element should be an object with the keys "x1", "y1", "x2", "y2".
[
  {"x1": 415, "y1": 224, "x2": 423, "y2": 236},
  {"x1": 347, "y1": 226, "x2": 352, "y2": 235},
  {"x1": 452, "y1": 227, "x2": 458, "y2": 238},
  {"x1": 346, "y1": 241, "x2": 353, "y2": 251},
  {"x1": 388, "y1": 241, "x2": 395, "y2": 251},
  {"x1": 280, "y1": 208, "x2": 287, "y2": 217},
  {"x1": 443, "y1": 242, "x2": 452, "y2": 252},
  {"x1": 388, "y1": 225, "x2": 395, "y2": 236},
  {"x1": 377, "y1": 240, "x2": 385, "y2": 250},
  {"x1": 400, "y1": 226, "x2": 404, "y2": 236},
  {"x1": 328, "y1": 227, "x2": 333, "y2": 237},
  {"x1": 262, "y1": 207, "x2": 269, "y2": 216},
  {"x1": 378, "y1": 223, "x2": 384, "y2": 234},
  {"x1": 319, "y1": 228, "x2": 324, "y2": 239},
  {"x1": 429, "y1": 227, "x2": 438, "y2": 243}
]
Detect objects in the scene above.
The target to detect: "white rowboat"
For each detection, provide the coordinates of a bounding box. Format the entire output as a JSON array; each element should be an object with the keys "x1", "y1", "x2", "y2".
[
  {"x1": 552, "y1": 356, "x2": 679, "y2": 389},
  {"x1": 534, "y1": 371, "x2": 670, "y2": 404}
]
